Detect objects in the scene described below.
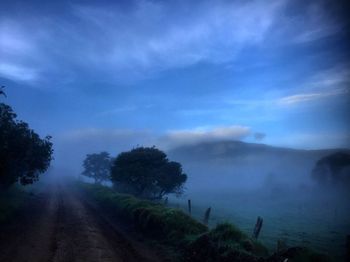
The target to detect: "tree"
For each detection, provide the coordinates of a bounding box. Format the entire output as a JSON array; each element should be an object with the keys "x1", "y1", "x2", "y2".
[
  {"x1": 111, "y1": 147, "x2": 187, "y2": 199},
  {"x1": 312, "y1": 152, "x2": 350, "y2": 186},
  {"x1": 82, "y1": 152, "x2": 112, "y2": 184},
  {"x1": 0, "y1": 103, "x2": 53, "y2": 189}
]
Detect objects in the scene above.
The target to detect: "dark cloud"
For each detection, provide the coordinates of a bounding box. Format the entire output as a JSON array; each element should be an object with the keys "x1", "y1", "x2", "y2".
[{"x1": 254, "y1": 132, "x2": 266, "y2": 141}]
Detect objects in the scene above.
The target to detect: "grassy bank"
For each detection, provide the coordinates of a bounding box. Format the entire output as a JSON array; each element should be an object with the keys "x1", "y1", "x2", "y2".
[
  {"x1": 78, "y1": 182, "x2": 208, "y2": 243},
  {"x1": 79, "y1": 183, "x2": 332, "y2": 261}
]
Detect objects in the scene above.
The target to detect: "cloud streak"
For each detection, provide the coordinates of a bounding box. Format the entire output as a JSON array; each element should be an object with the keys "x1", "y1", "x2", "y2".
[
  {"x1": 278, "y1": 88, "x2": 349, "y2": 105},
  {"x1": 0, "y1": 0, "x2": 344, "y2": 85}
]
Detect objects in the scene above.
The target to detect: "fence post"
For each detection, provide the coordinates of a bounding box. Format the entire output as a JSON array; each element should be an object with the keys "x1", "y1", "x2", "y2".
[
  {"x1": 188, "y1": 199, "x2": 192, "y2": 216},
  {"x1": 252, "y1": 216, "x2": 263, "y2": 239},
  {"x1": 203, "y1": 207, "x2": 211, "y2": 226}
]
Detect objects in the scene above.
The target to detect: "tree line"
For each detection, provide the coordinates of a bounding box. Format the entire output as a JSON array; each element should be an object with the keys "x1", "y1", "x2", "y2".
[{"x1": 82, "y1": 147, "x2": 187, "y2": 200}]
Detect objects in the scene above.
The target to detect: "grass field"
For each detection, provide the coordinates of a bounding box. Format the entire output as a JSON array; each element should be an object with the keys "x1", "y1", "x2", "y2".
[{"x1": 169, "y1": 189, "x2": 349, "y2": 261}]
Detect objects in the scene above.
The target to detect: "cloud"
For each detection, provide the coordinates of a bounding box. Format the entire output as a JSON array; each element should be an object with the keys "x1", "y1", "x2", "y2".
[
  {"x1": 0, "y1": 63, "x2": 38, "y2": 82},
  {"x1": 71, "y1": 0, "x2": 283, "y2": 69},
  {"x1": 290, "y1": 2, "x2": 342, "y2": 43},
  {"x1": 254, "y1": 132, "x2": 266, "y2": 141},
  {"x1": 306, "y1": 65, "x2": 350, "y2": 90},
  {"x1": 225, "y1": 65, "x2": 350, "y2": 108},
  {"x1": 0, "y1": 20, "x2": 40, "y2": 82},
  {"x1": 278, "y1": 88, "x2": 348, "y2": 106},
  {"x1": 161, "y1": 126, "x2": 251, "y2": 148},
  {"x1": 2, "y1": 0, "x2": 340, "y2": 85}
]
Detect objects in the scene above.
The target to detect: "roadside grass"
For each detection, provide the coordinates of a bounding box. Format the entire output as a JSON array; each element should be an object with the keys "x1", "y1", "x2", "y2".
[
  {"x1": 79, "y1": 182, "x2": 333, "y2": 261},
  {"x1": 0, "y1": 186, "x2": 28, "y2": 223},
  {"x1": 78, "y1": 182, "x2": 278, "y2": 261},
  {"x1": 168, "y1": 196, "x2": 344, "y2": 261},
  {"x1": 78, "y1": 182, "x2": 207, "y2": 243}
]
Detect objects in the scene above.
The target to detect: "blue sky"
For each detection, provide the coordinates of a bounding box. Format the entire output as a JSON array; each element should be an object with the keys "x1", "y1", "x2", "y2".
[{"x1": 0, "y1": 0, "x2": 349, "y2": 165}]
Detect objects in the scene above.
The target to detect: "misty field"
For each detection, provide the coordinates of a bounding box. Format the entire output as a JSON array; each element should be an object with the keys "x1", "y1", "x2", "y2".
[
  {"x1": 170, "y1": 188, "x2": 349, "y2": 260},
  {"x1": 165, "y1": 141, "x2": 350, "y2": 260}
]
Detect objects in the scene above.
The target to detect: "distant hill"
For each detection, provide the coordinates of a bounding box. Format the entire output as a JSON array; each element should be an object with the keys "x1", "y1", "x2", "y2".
[
  {"x1": 166, "y1": 140, "x2": 350, "y2": 191},
  {"x1": 168, "y1": 140, "x2": 349, "y2": 162}
]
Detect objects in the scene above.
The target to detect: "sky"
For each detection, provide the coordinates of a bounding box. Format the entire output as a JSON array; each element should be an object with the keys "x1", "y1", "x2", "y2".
[{"x1": 1, "y1": 0, "x2": 350, "y2": 169}]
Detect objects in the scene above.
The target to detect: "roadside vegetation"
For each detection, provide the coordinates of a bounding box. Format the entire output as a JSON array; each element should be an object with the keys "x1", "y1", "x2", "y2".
[
  {"x1": 79, "y1": 182, "x2": 331, "y2": 262},
  {"x1": 82, "y1": 151, "x2": 112, "y2": 184},
  {"x1": 0, "y1": 88, "x2": 53, "y2": 224},
  {"x1": 82, "y1": 147, "x2": 187, "y2": 200}
]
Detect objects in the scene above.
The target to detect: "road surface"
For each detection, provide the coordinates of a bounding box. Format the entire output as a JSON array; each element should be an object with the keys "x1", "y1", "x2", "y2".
[{"x1": 0, "y1": 181, "x2": 164, "y2": 262}]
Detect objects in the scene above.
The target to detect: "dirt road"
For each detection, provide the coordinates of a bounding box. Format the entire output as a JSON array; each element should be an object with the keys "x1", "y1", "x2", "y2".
[{"x1": 0, "y1": 181, "x2": 164, "y2": 262}]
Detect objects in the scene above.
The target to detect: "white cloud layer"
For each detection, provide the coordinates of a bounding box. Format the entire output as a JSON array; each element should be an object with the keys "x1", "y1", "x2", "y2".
[{"x1": 162, "y1": 126, "x2": 251, "y2": 148}]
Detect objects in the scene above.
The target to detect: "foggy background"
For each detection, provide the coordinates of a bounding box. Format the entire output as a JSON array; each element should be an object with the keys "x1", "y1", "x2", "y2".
[{"x1": 1, "y1": 0, "x2": 350, "y2": 259}]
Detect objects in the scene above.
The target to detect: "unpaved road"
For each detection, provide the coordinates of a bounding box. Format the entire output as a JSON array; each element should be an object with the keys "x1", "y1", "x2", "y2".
[{"x1": 0, "y1": 182, "x2": 164, "y2": 262}]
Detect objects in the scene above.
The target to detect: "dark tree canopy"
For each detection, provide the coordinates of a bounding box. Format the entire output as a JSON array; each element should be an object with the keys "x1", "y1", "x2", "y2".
[
  {"x1": 312, "y1": 152, "x2": 350, "y2": 186},
  {"x1": 82, "y1": 152, "x2": 112, "y2": 184},
  {"x1": 111, "y1": 147, "x2": 187, "y2": 199},
  {"x1": 0, "y1": 103, "x2": 53, "y2": 189}
]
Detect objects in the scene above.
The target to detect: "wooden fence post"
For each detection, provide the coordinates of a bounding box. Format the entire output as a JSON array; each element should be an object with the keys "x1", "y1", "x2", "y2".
[
  {"x1": 252, "y1": 216, "x2": 263, "y2": 239},
  {"x1": 188, "y1": 199, "x2": 192, "y2": 216},
  {"x1": 203, "y1": 207, "x2": 211, "y2": 226}
]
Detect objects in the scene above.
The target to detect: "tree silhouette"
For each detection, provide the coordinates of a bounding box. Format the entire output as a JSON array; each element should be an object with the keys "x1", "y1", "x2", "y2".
[
  {"x1": 82, "y1": 152, "x2": 112, "y2": 184},
  {"x1": 111, "y1": 147, "x2": 187, "y2": 199},
  {"x1": 312, "y1": 152, "x2": 350, "y2": 186},
  {"x1": 0, "y1": 103, "x2": 53, "y2": 189}
]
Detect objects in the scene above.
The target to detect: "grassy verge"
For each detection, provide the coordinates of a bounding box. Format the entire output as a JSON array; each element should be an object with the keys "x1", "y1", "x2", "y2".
[
  {"x1": 78, "y1": 183, "x2": 207, "y2": 243},
  {"x1": 78, "y1": 183, "x2": 283, "y2": 261},
  {"x1": 79, "y1": 182, "x2": 333, "y2": 261},
  {"x1": 0, "y1": 186, "x2": 29, "y2": 223}
]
